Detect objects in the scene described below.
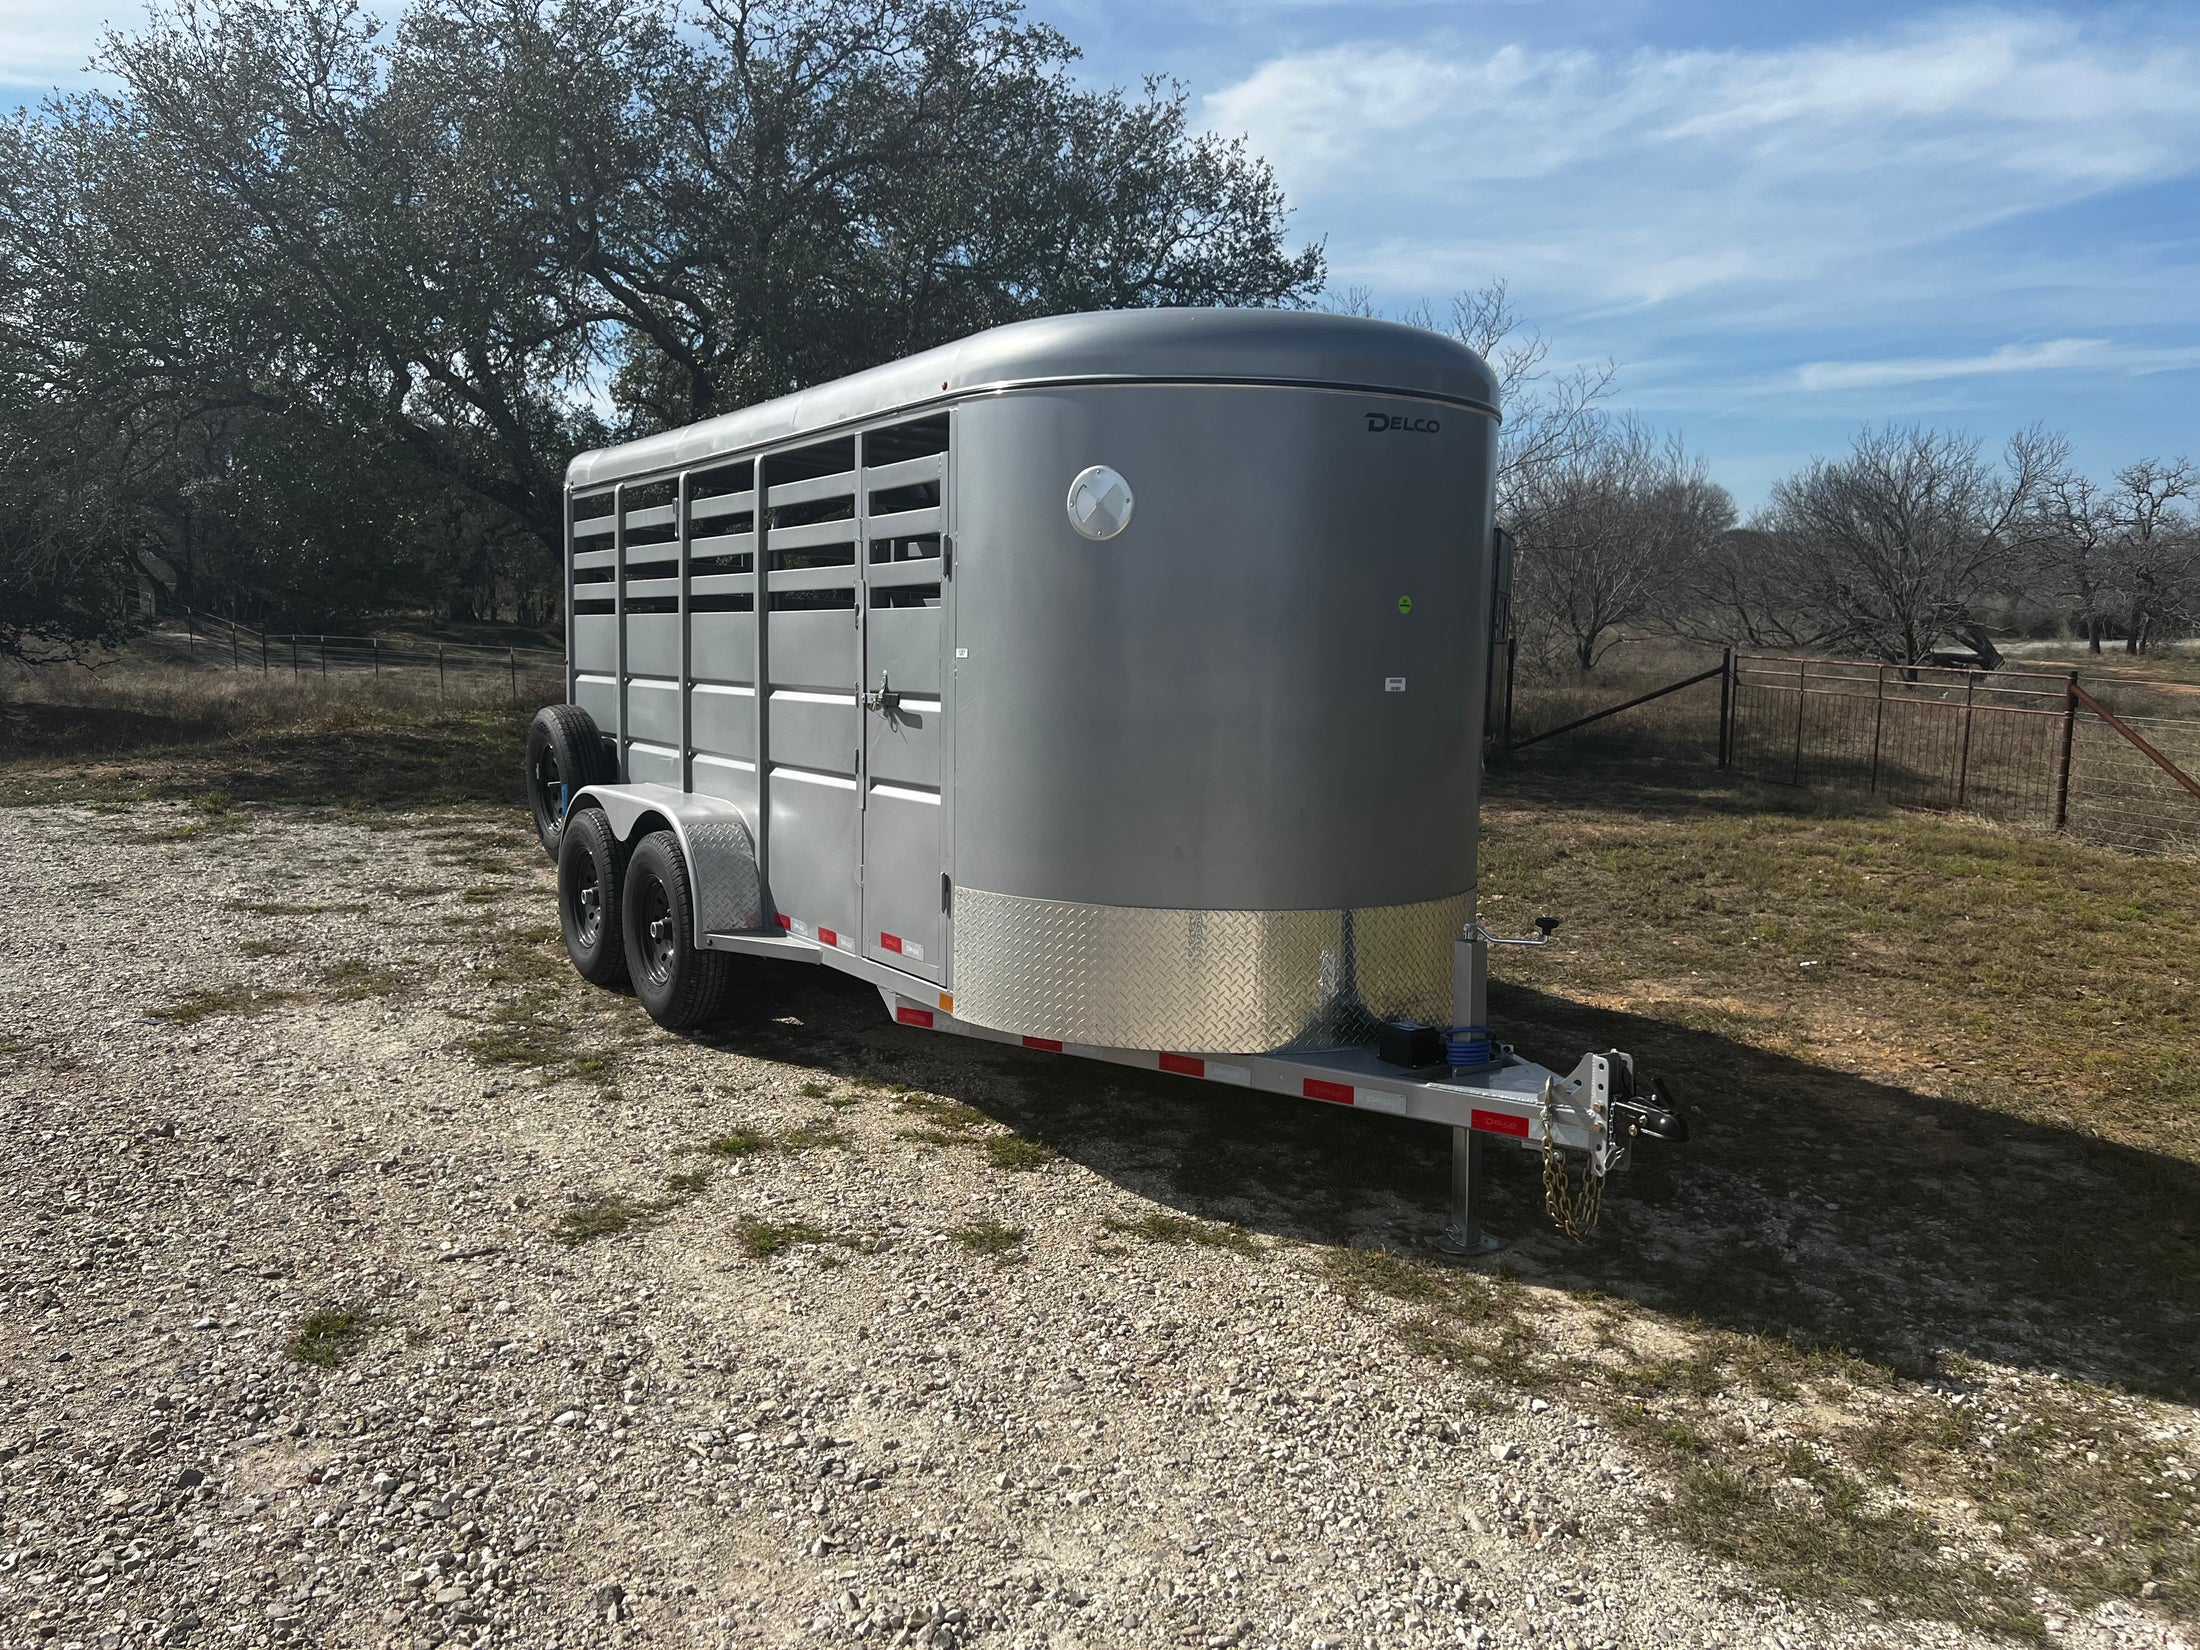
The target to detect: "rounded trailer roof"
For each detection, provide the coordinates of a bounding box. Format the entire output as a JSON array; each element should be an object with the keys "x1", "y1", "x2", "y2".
[{"x1": 567, "y1": 308, "x2": 1500, "y2": 491}]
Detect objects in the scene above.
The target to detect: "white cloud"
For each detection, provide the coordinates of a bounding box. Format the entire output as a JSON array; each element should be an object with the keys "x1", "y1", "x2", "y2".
[
  {"x1": 1204, "y1": 10, "x2": 2200, "y2": 313},
  {"x1": 1797, "y1": 337, "x2": 2200, "y2": 391}
]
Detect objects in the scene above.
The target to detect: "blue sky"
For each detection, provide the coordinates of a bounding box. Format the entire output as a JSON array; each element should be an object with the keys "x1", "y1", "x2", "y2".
[{"x1": 8, "y1": 1, "x2": 2198, "y2": 509}]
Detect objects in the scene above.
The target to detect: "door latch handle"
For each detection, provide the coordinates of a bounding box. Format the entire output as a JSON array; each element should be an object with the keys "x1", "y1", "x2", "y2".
[{"x1": 864, "y1": 673, "x2": 901, "y2": 714}]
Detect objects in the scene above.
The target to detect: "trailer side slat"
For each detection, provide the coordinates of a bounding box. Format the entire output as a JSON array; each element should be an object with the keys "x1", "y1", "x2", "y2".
[
  {"x1": 573, "y1": 514, "x2": 616, "y2": 539},
  {"x1": 860, "y1": 452, "x2": 942, "y2": 491},
  {"x1": 864, "y1": 506, "x2": 942, "y2": 540},
  {"x1": 689, "y1": 530, "x2": 756, "y2": 560},
  {"x1": 689, "y1": 491, "x2": 756, "y2": 525},
  {"x1": 765, "y1": 469, "x2": 857, "y2": 508},
  {"x1": 865, "y1": 560, "x2": 942, "y2": 590},
  {"x1": 572, "y1": 548, "x2": 617, "y2": 571},
  {"x1": 623, "y1": 576, "x2": 682, "y2": 600},
  {"x1": 765, "y1": 565, "x2": 861, "y2": 595},
  {"x1": 623, "y1": 502, "x2": 678, "y2": 531},
  {"x1": 765, "y1": 517, "x2": 861, "y2": 553},
  {"x1": 688, "y1": 572, "x2": 756, "y2": 597}
]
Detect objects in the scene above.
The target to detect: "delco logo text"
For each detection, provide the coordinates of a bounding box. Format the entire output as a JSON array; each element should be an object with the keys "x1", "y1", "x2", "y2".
[{"x1": 1365, "y1": 412, "x2": 1441, "y2": 434}]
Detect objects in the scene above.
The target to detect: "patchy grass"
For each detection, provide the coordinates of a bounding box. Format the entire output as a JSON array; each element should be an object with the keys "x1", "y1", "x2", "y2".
[
  {"x1": 735, "y1": 1217, "x2": 828, "y2": 1259},
  {"x1": 552, "y1": 1193, "x2": 662, "y2": 1248},
  {"x1": 701, "y1": 1122, "x2": 848, "y2": 1158},
  {"x1": 985, "y1": 1135, "x2": 1057, "y2": 1172},
  {"x1": 317, "y1": 959, "x2": 406, "y2": 1001},
  {"x1": 286, "y1": 1309, "x2": 372, "y2": 1369},
  {"x1": 238, "y1": 938, "x2": 297, "y2": 958},
  {"x1": 953, "y1": 1218, "x2": 1027, "y2": 1258},
  {"x1": 151, "y1": 984, "x2": 298, "y2": 1026},
  {"x1": 227, "y1": 898, "x2": 368, "y2": 918},
  {"x1": 1103, "y1": 1212, "x2": 1258, "y2": 1254},
  {"x1": 664, "y1": 1167, "x2": 712, "y2": 1196}
]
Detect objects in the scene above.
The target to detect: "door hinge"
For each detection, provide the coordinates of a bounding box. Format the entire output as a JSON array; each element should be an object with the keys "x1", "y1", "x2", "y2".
[
  {"x1": 941, "y1": 873, "x2": 953, "y2": 913},
  {"x1": 941, "y1": 532, "x2": 953, "y2": 578}
]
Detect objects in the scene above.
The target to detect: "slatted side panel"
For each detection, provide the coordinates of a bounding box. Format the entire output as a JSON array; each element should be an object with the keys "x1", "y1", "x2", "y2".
[
  {"x1": 618, "y1": 480, "x2": 683, "y2": 785},
  {"x1": 686, "y1": 460, "x2": 759, "y2": 811},
  {"x1": 762, "y1": 437, "x2": 862, "y2": 945},
  {"x1": 570, "y1": 491, "x2": 619, "y2": 730}
]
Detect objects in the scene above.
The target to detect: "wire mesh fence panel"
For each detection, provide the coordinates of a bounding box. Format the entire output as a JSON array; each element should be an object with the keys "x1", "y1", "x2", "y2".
[{"x1": 2065, "y1": 713, "x2": 2200, "y2": 858}]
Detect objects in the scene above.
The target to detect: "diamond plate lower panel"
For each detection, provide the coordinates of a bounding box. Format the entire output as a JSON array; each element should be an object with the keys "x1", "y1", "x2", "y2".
[
  {"x1": 684, "y1": 816, "x2": 762, "y2": 934},
  {"x1": 952, "y1": 888, "x2": 1468, "y2": 1053}
]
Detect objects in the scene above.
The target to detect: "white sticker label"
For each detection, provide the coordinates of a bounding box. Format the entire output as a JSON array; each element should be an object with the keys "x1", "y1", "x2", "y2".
[
  {"x1": 904, "y1": 940, "x2": 926, "y2": 961},
  {"x1": 837, "y1": 933, "x2": 856, "y2": 953},
  {"x1": 955, "y1": 648, "x2": 969, "y2": 658},
  {"x1": 1385, "y1": 677, "x2": 1407, "y2": 692},
  {"x1": 790, "y1": 919, "x2": 812, "y2": 939}
]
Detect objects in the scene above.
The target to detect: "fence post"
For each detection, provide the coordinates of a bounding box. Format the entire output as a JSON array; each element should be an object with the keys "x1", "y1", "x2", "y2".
[
  {"x1": 1955, "y1": 673, "x2": 1978, "y2": 808},
  {"x1": 1791, "y1": 658, "x2": 1808, "y2": 784},
  {"x1": 187, "y1": 611, "x2": 195, "y2": 650},
  {"x1": 230, "y1": 621, "x2": 239, "y2": 671},
  {"x1": 438, "y1": 645, "x2": 446, "y2": 698},
  {"x1": 509, "y1": 647, "x2": 518, "y2": 700},
  {"x1": 291, "y1": 636, "x2": 298, "y2": 680},
  {"x1": 321, "y1": 636, "x2": 328, "y2": 678},
  {"x1": 1716, "y1": 646, "x2": 1734, "y2": 768},
  {"x1": 1868, "y1": 664, "x2": 1886, "y2": 794},
  {"x1": 260, "y1": 630, "x2": 268, "y2": 675},
  {"x1": 372, "y1": 637, "x2": 379, "y2": 678},
  {"x1": 1502, "y1": 636, "x2": 1517, "y2": 751},
  {"x1": 2055, "y1": 674, "x2": 2078, "y2": 830}
]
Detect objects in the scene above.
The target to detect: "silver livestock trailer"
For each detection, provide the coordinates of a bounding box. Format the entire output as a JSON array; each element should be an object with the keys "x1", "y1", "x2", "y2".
[{"x1": 527, "y1": 309, "x2": 1682, "y2": 1245}]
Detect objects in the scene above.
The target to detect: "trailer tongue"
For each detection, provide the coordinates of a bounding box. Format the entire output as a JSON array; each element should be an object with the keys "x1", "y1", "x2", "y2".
[{"x1": 539, "y1": 308, "x2": 1687, "y2": 1246}]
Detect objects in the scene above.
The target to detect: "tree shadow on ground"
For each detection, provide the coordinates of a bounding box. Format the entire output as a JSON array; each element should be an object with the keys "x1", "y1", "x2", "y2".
[{"x1": 686, "y1": 958, "x2": 2200, "y2": 1410}]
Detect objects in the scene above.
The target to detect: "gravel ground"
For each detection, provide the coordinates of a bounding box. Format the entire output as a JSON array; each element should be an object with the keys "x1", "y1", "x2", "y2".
[{"x1": 0, "y1": 802, "x2": 2187, "y2": 1650}]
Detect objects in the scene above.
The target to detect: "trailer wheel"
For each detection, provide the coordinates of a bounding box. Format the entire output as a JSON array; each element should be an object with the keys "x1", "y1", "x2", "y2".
[
  {"x1": 526, "y1": 704, "x2": 615, "y2": 859},
  {"x1": 622, "y1": 830, "x2": 731, "y2": 1030},
  {"x1": 558, "y1": 808, "x2": 630, "y2": 988}
]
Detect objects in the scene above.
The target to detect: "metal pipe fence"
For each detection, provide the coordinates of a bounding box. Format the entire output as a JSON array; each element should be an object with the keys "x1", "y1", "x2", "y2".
[
  {"x1": 165, "y1": 610, "x2": 562, "y2": 700},
  {"x1": 1493, "y1": 643, "x2": 2200, "y2": 860},
  {"x1": 1725, "y1": 652, "x2": 2200, "y2": 858}
]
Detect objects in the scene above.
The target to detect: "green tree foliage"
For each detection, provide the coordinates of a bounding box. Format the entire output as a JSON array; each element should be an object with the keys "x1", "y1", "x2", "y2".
[{"x1": 0, "y1": 0, "x2": 1323, "y2": 658}]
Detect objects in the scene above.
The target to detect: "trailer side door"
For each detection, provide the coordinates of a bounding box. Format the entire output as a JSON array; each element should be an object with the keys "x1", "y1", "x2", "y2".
[{"x1": 858, "y1": 416, "x2": 952, "y2": 984}]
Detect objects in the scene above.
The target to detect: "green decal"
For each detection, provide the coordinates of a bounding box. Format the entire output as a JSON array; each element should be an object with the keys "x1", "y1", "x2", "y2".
[{"x1": 1397, "y1": 595, "x2": 1414, "y2": 615}]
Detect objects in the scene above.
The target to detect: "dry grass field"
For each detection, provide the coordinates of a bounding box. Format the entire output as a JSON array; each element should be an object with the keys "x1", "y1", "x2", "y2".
[{"x1": 1, "y1": 667, "x2": 2194, "y2": 1647}]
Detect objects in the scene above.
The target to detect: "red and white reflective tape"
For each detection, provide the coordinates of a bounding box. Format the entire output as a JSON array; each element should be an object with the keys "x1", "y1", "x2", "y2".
[
  {"x1": 1157, "y1": 1052, "x2": 1250, "y2": 1086},
  {"x1": 880, "y1": 931, "x2": 927, "y2": 962},
  {"x1": 772, "y1": 913, "x2": 854, "y2": 952},
  {"x1": 1471, "y1": 1108, "x2": 1530, "y2": 1138},
  {"x1": 1021, "y1": 1036, "x2": 1064, "y2": 1053},
  {"x1": 895, "y1": 1005, "x2": 935, "y2": 1028}
]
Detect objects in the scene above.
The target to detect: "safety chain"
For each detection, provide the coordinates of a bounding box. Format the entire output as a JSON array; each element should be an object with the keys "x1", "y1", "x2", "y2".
[{"x1": 1539, "y1": 1084, "x2": 1606, "y2": 1243}]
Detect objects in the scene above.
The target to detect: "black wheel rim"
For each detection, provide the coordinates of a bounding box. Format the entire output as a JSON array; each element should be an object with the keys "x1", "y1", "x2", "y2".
[
  {"x1": 639, "y1": 871, "x2": 676, "y2": 985},
  {"x1": 533, "y1": 744, "x2": 563, "y2": 829},
  {"x1": 567, "y1": 850, "x2": 603, "y2": 949}
]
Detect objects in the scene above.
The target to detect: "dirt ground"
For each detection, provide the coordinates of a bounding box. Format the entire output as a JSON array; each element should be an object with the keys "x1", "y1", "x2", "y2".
[{"x1": 0, "y1": 782, "x2": 2193, "y2": 1650}]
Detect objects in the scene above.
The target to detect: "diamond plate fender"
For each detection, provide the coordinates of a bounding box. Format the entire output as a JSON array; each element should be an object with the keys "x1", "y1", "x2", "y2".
[{"x1": 570, "y1": 783, "x2": 762, "y2": 937}]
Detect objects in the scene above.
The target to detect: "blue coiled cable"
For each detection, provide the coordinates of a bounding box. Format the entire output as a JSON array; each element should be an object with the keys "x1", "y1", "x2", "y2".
[{"x1": 1445, "y1": 1025, "x2": 1497, "y2": 1068}]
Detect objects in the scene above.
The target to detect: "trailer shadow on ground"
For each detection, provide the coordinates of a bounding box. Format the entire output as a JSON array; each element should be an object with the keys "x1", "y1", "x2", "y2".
[{"x1": 688, "y1": 959, "x2": 2199, "y2": 1413}]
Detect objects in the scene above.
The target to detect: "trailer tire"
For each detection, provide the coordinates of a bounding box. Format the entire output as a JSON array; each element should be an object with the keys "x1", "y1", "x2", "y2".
[
  {"x1": 558, "y1": 808, "x2": 631, "y2": 988},
  {"x1": 622, "y1": 830, "x2": 731, "y2": 1030},
  {"x1": 526, "y1": 704, "x2": 615, "y2": 859}
]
